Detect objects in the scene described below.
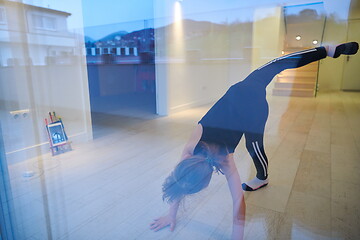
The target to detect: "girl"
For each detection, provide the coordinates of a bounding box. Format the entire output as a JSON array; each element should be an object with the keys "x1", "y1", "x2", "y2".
[{"x1": 150, "y1": 42, "x2": 358, "y2": 239}]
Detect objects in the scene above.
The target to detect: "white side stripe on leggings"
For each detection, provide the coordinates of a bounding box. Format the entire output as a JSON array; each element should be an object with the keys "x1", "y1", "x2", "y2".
[
  {"x1": 252, "y1": 142, "x2": 267, "y2": 177},
  {"x1": 255, "y1": 141, "x2": 268, "y2": 169},
  {"x1": 257, "y1": 48, "x2": 318, "y2": 70}
]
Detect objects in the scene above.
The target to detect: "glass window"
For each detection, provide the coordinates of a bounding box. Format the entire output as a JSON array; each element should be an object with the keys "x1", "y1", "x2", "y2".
[
  {"x1": 32, "y1": 14, "x2": 57, "y2": 31},
  {"x1": 120, "y1": 47, "x2": 125, "y2": 55},
  {"x1": 0, "y1": 7, "x2": 6, "y2": 24},
  {"x1": 1, "y1": 1, "x2": 357, "y2": 240}
]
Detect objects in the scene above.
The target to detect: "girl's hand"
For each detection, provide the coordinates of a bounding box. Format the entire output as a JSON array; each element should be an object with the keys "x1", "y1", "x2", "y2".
[{"x1": 150, "y1": 215, "x2": 176, "y2": 232}]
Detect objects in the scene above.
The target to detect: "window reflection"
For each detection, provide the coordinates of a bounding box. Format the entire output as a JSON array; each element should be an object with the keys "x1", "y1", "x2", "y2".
[
  {"x1": 0, "y1": 0, "x2": 358, "y2": 239},
  {"x1": 284, "y1": 3, "x2": 326, "y2": 48},
  {"x1": 0, "y1": 6, "x2": 6, "y2": 24},
  {"x1": 83, "y1": 20, "x2": 156, "y2": 140},
  {"x1": 84, "y1": 24, "x2": 154, "y2": 64}
]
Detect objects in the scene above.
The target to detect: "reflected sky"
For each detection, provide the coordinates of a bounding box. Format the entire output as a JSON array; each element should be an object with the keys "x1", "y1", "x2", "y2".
[
  {"x1": 21, "y1": 0, "x2": 351, "y2": 33},
  {"x1": 23, "y1": 0, "x2": 154, "y2": 30}
]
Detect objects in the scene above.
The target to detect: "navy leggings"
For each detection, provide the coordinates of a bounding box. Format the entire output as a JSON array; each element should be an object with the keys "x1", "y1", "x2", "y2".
[
  {"x1": 200, "y1": 47, "x2": 327, "y2": 180},
  {"x1": 242, "y1": 47, "x2": 327, "y2": 180}
]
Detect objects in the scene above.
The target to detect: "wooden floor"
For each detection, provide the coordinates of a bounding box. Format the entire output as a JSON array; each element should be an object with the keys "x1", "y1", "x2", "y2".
[{"x1": 6, "y1": 91, "x2": 360, "y2": 240}]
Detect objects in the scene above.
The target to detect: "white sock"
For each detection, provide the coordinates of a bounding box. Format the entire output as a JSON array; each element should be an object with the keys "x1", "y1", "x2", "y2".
[
  {"x1": 326, "y1": 45, "x2": 336, "y2": 58},
  {"x1": 244, "y1": 177, "x2": 268, "y2": 190}
]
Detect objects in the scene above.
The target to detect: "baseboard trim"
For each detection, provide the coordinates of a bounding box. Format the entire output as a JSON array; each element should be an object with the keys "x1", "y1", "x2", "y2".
[
  {"x1": 169, "y1": 98, "x2": 217, "y2": 114},
  {"x1": 5, "y1": 131, "x2": 91, "y2": 165}
]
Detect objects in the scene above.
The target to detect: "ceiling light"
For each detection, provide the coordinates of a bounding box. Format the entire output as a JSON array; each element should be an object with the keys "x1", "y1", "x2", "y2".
[
  {"x1": 295, "y1": 35, "x2": 301, "y2": 41},
  {"x1": 312, "y1": 40, "x2": 318, "y2": 45}
]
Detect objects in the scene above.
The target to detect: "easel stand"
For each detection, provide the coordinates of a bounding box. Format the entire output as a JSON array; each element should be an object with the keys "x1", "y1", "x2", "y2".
[
  {"x1": 45, "y1": 112, "x2": 72, "y2": 156},
  {"x1": 49, "y1": 141, "x2": 72, "y2": 156}
]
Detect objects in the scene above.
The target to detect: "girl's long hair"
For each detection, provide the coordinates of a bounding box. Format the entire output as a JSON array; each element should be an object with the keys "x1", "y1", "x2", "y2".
[{"x1": 162, "y1": 141, "x2": 228, "y2": 203}]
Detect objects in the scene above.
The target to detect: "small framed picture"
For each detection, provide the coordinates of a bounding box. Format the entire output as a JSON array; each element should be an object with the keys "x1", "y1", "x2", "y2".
[{"x1": 47, "y1": 122, "x2": 67, "y2": 146}]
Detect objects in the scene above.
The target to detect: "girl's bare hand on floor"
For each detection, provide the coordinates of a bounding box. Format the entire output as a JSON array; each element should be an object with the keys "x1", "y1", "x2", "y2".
[{"x1": 150, "y1": 215, "x2": 176, "y2": 232}]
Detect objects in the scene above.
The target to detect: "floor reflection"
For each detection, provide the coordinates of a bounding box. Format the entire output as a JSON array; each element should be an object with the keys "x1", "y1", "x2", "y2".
[{"x1": 5, "y1": 91, "x2": 360, "y2": 239}]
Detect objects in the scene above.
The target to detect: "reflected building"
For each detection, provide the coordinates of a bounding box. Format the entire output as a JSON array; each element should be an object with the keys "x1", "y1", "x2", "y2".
[
  {"x1": 83, "y1": 24, "x2": 156, "y2": 118},
  {"x1": 0, "y1": 0, "x2": 79, "y2": 66},
  {"x1": 0, "y1": 0, "x2": 92, "y2": 160},
  {"x1": 84, "y1": 28, "x2": 155, "y2": 64}
]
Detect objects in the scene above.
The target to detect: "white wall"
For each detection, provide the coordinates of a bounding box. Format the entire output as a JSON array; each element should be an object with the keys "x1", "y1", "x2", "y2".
[
  {"x1": 154, "y1": 0, "x2": 228, "y2": 115},
  {"x1": 318, "y1": 0, "x2": 359, "y2": 91},
  {"x1": 252, "y1": 7, "x2": 284, "y2": 67},
  {"x1": 154, "y1": 0, "x2": 256, "y2": 115},
  {"x1": 153, "y1": 1, "x2": 293, "y2": 115},
  {"x1": 317, "y1": 19, "x2": 348, "y2": 91},
  {"x1": 252, "y1": 6, "x2": 285, "y2": 94}
]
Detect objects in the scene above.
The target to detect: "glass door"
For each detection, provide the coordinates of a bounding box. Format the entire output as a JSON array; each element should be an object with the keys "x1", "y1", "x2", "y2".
[
  {"x1": 0, "y1": 122, "x2": 15, "y2": 240},
  {"x1": 281, "y1": 2, "x2": 327, "y2": 97},
  {"x1": 0, "y1": 1, "x2": 91, "y2": 239}
]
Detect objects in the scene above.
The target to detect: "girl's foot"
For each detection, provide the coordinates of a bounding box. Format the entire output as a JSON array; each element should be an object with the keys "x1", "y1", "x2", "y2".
[
  {"x1": 242, "y1": 177, "x2": 268, "y2": 191},
  {"x1": 327, "y1": 42, "x2": 359, "y2": 58}
]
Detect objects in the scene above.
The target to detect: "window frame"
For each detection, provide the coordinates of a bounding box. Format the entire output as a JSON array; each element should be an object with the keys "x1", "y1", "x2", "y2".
[
  {"x1": 0, "y1": 7, "x2": 7, "y2": 24},
  {"x1": 31, "y1": 13, "x2": 57, "y2": 31}
]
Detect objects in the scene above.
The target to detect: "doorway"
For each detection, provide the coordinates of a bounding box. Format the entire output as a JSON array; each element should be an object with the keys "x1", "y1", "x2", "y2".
[{"x1": 84, "y1": 21, "x2": 157, "y2": 138}]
